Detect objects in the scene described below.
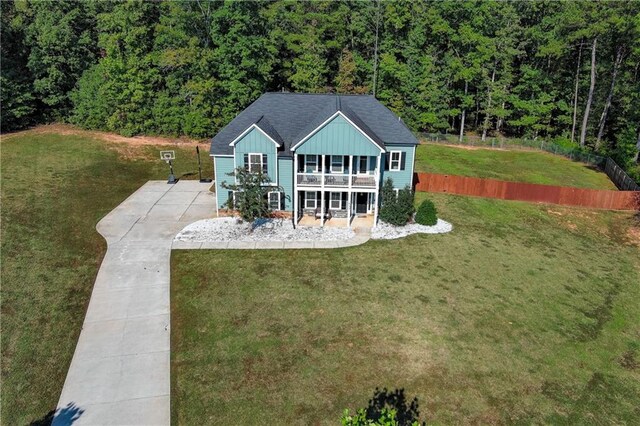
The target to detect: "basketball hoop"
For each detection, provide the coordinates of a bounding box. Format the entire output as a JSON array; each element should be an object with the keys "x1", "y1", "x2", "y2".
[
  {"x1": 160, "y1": 150, "x2": 177, "y2": 184},
  {"x1": 160, "y1": 150, "x2": 175, "y2": 162}
]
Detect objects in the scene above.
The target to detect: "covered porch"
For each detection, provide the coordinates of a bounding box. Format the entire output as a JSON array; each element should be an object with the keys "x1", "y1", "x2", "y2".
[{"x1": 295, "y1": 190, "x2": 377, "y2": 228}]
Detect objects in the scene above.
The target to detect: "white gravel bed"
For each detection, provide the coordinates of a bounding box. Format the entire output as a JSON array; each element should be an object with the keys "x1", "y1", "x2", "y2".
[
  {"x1": 175, "y1": 217, "x2": 356, "y2": 242},
  {"x1": 371, "y1": 219, "x2": 453, "y2": 240}
]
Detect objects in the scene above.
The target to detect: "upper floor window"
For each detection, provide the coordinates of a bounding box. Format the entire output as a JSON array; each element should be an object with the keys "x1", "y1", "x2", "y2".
[
  {"x1": 331, "y1": 155, "x2": 344, "y2": 173},
  {"x1": 305, "y1": 155, "x2": 318, "y2": 173},
  {"x1": 358, "y1": 156, "x2": 369, "y2": 174},
  {"x1": 244, "y1": 153, "x2": 268, "y2": 174},
  {"x1": 389, "y1": 151, "x2": 402, "y2": 171}
]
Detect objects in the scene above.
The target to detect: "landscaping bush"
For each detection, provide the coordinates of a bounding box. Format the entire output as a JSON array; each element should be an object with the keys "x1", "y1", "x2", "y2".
[
  {"x1": 415, "y1": 199, "x2": 438, "y2": 226},
  {"x1": 342, "y1": 408, "x2": 407, "y2": 426},
  {"x1": 397, "y1": 186, "x2": 415, "y2": 220},
  {"x1": 379, "y1": 178, "x2": 415, "y2": 226}
]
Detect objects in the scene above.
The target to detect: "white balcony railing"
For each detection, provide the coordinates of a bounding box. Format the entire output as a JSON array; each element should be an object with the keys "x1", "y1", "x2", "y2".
[
  {"x1": 352, "y1": 175, "x2": 376, "y2": 187},
  {"x1": 297, "y1": 172, "x2": 377, "y2": 187},
  {"x1": 297, "y1": 173, "x2": 322, "y2": 185},
  {"x1": 324, "y1": 175, "x2": 350, "y2": 186}
]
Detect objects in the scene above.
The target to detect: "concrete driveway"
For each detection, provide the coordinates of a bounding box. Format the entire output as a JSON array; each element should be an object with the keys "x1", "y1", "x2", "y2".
[{"x1": 54, "y1": 180, "x2": 215, "y2": 425}]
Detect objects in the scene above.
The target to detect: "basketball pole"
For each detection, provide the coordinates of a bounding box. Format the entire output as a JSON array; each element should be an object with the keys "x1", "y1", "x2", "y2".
[
  {"x1": 197, "y1": 146, "x2": 202, "y2": 181},
  {"x1": 168, "y1": 159, "x2": 177, "y2": 184},
  {"x1": 196, "y1": 146, "x2": 212, "y2": 183}
]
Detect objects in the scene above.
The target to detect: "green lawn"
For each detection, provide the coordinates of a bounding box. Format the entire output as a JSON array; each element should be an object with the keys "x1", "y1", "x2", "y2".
[
  {"x1": 415, "y1": 143, "x2": 617, "y2": 190},
  {"x1": 172, "y1": 194, "x2": 640, "y2": 424},
  {"x1": 0, "y1": 130, "x2": 212, "y2": 425}
]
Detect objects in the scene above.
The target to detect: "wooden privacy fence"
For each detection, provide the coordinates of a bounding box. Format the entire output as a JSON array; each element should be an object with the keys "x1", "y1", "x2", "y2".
[{"x1": 415, "y1": 173, "x2": 640, "y2": 211}]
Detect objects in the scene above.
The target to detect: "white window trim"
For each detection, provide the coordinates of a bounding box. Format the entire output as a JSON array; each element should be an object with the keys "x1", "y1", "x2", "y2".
[
  {"x1": 329, "y1": 192, "x2": 342, "y2": 210},
  {"x1": 390, "y1": 150, "x2": 402, "y2": 171},
  {"x1": 305, "y1": 155, "x2": 319, "y2": 173},
  {"x1": 268, "y1": 191, "x2": 281, "y2": 210},
  {"x1": 330, "y1": 155, "x2": 344, "y2": 173},
  {"x1": 305, "y1": 191, "x2": 317, "y2": 209},
  {"x1": 247, "y1": 152, "x2": 263, "y2": 173}
]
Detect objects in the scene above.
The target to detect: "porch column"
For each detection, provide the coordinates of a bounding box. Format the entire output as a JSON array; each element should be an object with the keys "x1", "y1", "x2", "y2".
[
  {"x1": 373, "y1": 190, "x2": 379, "y2": 226},
  {"x1": 348, "y1": 155, "x2": 353, "y2": 225},
  {"x1": 374, "y1": 153, "x2": 382, "y2": 227},
  {"x1": 293, "y1": 154, "x2": 298, "y2": 226},
  {"x1": 347, "y1": 191, "x2": 352, "y2": 227},
  {"x1": 320, "y1": 190, "x2": 325, "y2": 227}
]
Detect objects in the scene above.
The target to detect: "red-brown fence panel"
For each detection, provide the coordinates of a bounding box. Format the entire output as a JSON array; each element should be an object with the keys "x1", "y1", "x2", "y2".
[{"x1": 414, "y1": 173, "x2": 640, "y2": 211}]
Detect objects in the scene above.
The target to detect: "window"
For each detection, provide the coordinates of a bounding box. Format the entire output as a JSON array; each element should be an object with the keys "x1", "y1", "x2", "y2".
[
  {"x1": 358, "y1": 156, "x2": 368, "y2": 174},
  {"x1": 330, "y1": 192, "x2": 342, "y2": 209},
  {"x1": 390, "y1": 151, "x2": 401, "y2": 171},
  {"x1": 268, "y1": 191, "x2": 281, "y2": 210},
  {"x1": 305, "y1": 191, "x2": 317, "y2": 209},
  {"x1": 331, "y1": 156, "x2": 344, "y2": 173},
  {"x1": 305, "y1": 155, "x2": 318, "y2": 172},
  {"x1": 244, "y1": 153, "x2": 267, "y2": 174}
]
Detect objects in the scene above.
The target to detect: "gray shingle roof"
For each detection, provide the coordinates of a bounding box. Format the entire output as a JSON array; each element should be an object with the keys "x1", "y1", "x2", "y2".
[{"x1": 210, "y1": 93, "x2": 418, "y2": 157}]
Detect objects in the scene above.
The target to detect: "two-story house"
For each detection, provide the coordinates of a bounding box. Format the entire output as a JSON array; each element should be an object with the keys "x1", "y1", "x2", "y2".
[{"x1": 209, "y1": 93, "x2": 418, "y2": 227}]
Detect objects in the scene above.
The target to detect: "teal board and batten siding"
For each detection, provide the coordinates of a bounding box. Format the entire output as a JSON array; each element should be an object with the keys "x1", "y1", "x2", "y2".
[
  {"x1": 296, "y1": 114, "x2": 382, "y2": 157},
  {"x1": 233, "y1": 128, "x2": 278, "y2": 182},
  {"x1": 380, "y1": 145, "x2": 416, "y2": 189},
  {"x1": 278, "y1": 157, "x2": 294, "y2": 211},
  {"x1": 214, "y1": 156, "x2": 235, "y2": 208}
]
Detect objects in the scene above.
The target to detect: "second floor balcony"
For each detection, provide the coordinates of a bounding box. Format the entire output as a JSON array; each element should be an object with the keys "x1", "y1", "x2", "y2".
[
  {"x1": 296, "y1": 173, "x2": 376, "y2": 188},
  {"x1": 296, "y1": 154, "x2": 379, "y2": 188}
]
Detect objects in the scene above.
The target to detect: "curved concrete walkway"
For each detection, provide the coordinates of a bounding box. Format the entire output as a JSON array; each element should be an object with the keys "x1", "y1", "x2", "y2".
[{"x1": 54, "y1": 180, "x2": 215, "y2": 425}]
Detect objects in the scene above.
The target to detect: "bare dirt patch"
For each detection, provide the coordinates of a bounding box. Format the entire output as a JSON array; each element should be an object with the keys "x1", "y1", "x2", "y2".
[
  {"x1": 626, "y1": 226, "x2": 640, "y2": 246},
  {"x1": 420, "y1": 142, "x2": 517, "y2": 152},
  {"x1": 3, "y1": 123, "x2": 207, "y2": 147}
]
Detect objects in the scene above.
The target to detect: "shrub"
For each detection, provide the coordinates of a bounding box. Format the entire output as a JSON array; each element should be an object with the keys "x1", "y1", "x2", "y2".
[
  {"x1": 415, "y1": 199, "x2": 437, "y2": 226},
  {"x1": 379, "y1": 178, "x2": 415, "y2": 226},
  {"x1": 342, "y1": 408, "x2": 407, "y2": 426},
  {"x1": 397, "y1": 186, "x2": 415, "y2": 220}
]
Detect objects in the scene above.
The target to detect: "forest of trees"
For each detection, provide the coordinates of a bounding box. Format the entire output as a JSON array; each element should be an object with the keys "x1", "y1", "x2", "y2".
[{"x1": 2, "y1": 0, "x2": 639, "y2": 179}]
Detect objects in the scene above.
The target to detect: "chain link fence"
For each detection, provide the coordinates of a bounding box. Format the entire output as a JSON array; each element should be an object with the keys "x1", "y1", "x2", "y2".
[{"x1": 417, "y1": 132, "x2": 639, "y2": 191}]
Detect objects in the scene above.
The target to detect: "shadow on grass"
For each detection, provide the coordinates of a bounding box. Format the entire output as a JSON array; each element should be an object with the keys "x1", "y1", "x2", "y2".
[
  {"x1": 365, "y1": 387, "x2": 425, "y2": 426},
  {"x1": 30, "y1": 402, "x2": 84, "y2": 426}
]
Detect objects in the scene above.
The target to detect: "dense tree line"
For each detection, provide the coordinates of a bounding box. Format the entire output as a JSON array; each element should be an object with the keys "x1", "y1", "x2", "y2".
[{"x1": 2, "y1": 0, "x2": 639, "y2": 178}]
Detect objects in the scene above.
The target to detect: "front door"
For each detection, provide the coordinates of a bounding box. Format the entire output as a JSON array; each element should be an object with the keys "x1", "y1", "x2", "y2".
[{"x1": 356, "y1": 192, "x2": 368, "y2": 214}]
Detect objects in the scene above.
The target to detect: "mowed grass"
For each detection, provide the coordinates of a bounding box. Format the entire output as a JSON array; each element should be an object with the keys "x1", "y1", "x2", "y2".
[
  {"x1": 171, "y1": 194, "x2": 640, "y2": 425},
  {"x1": 415, "y1": 143, "x2": 617, "y2": 190},
  {"x1": 0, "y1": 131, "x2": 212, "y2": 425}
]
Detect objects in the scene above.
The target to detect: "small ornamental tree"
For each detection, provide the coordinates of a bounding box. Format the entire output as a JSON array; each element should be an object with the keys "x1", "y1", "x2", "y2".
[
  {"x1": 379, "y1": 178, "x2": 415, "y2": 226},
  {"x1": 221, "y1": 167, "x2": 282, "y2": 222},
  {"x1": 415, "y1": 199, "x2": 438, "y2": 226}
]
